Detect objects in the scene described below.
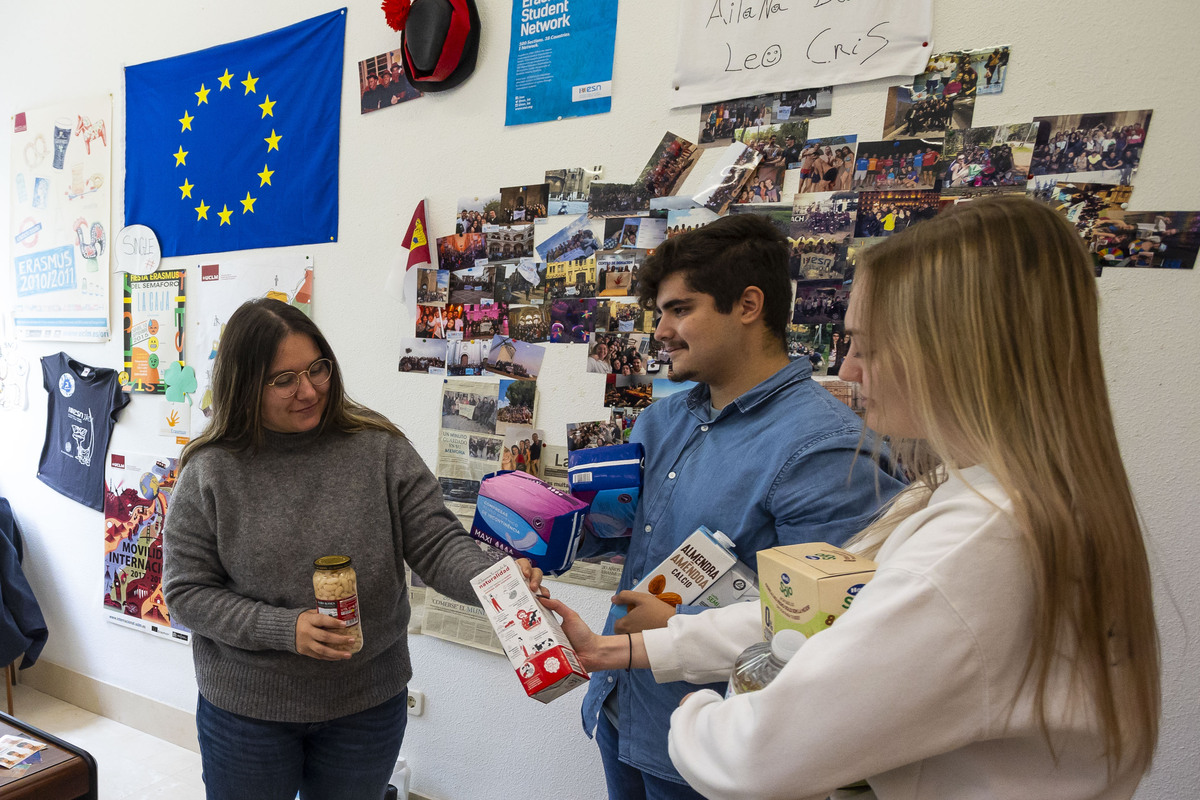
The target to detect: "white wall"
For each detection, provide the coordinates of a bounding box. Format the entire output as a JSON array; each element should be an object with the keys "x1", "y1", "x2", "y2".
[{"x1": 2, "y1": 1, "x2": 1198, "y2": 798}]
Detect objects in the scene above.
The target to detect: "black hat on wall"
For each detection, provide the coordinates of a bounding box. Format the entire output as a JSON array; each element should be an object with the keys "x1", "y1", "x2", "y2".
[{"x1": 383, "y1": 0, "x2": 481, "y2": 93}]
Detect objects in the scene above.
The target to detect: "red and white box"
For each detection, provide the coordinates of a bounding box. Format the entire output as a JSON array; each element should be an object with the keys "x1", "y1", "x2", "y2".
[{"x1": 471, "y1": 557, "x2": 589, "y2": 703}]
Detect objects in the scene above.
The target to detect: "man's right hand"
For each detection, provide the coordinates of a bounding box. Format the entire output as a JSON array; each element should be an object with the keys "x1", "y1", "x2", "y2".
[
  {"x1": 612, "y1": 590, "x2": 677, "y2": 634},
  {"x1": 295, "y1": 609, "x2": 354, "y2": 660}
]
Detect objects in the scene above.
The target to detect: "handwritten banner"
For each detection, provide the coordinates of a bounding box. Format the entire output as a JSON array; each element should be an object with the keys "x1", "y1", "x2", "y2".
[{"x1": 672, "y1": 0, "x2": 933, "y2": 108}]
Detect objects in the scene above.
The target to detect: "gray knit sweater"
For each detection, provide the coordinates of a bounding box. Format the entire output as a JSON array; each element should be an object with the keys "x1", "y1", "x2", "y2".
[{"x1": 162, "y1": 427, "x2": 494, "y2": 723}]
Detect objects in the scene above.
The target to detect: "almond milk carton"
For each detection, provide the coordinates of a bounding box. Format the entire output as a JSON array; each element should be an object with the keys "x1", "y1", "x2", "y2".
[
  {"x1": 757, "y1": 543, "x2": 876, "y2": 639},
  {"x1": 616, "y1": 526, "x2": 746, "y2": 616},
  {"x1": 471, "y1": 557, "x2": 589, "y2": 703}
]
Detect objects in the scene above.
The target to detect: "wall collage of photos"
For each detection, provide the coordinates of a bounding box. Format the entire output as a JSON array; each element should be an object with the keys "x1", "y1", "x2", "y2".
[{"x1": 397, "y1": 44, "x2": 1199, "y2": 637}]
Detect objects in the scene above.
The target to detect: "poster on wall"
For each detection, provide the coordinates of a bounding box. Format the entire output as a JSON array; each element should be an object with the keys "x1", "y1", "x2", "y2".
[
  {"x1": 122, "y1": 270, "x2": 185, "y2": 393},
  {"x1": 505, "y1": 0, "x2": 618, "y2": 126},
  {"x1": 672, "y1": 0, "x2": 932, "y2": 108},
  {"x1": 103, "y1": 452, "x2": 191, "y2": 644},
  {"x1": 8, "y1": 97, "x2": 112, "y2": 341},
  {"x1": 189, "y1": 254, "x2": 312, "y2": 428}
]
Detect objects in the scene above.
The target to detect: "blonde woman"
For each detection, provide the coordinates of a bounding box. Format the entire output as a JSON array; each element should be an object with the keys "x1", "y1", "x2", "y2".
[{"x1": 545, "y1": 197, "x2": 1159, "y2": 800}]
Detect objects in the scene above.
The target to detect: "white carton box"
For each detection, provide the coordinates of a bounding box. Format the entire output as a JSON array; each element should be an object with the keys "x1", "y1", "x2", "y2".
[
  {"x1": 471, "y1": 557, "x2": 589, "y2": 703},
  {"x1": 618, "y1": 526, "x2": 745, "y2": 616}
]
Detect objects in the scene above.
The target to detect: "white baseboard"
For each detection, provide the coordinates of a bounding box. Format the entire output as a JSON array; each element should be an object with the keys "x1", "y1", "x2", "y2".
[{"x1": 19, "y1": 660, "x2": 200, "y2": 753}]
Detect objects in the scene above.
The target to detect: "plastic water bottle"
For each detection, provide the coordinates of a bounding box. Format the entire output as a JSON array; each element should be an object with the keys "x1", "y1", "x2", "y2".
[
  {"x1": 386, "y1": 756, "x2": 411, "y2": 799},
  {"x1": 725, "y1": 629, "x2": 806, "y2": 698}
]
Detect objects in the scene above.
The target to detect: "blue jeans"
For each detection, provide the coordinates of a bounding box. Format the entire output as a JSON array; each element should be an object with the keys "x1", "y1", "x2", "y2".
[
  {"x1": 595, "y1": 714, "x2": 705, "y2": 800},
  {"x1": 196, "y1": 691, "x2": 407, "y2": 800}
]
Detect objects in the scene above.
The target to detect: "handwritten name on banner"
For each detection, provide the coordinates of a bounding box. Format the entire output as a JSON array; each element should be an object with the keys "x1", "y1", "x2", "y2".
[{"x1": 672, "y1": 0, "x2": 932, "y2": 108}]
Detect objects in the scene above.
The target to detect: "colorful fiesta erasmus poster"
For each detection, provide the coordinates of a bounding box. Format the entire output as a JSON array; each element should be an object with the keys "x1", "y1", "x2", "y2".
[
  {"x1": 122, "y1": 270, "x2": 185, "y2": 393},
  {"x1": 124, "y1": 9, "x2": 345, "y2": 257},
  {"x1": 103, "y1": 453, "x2": 191, "y2": 644},
  {"x1": 506, "y1": 0, "x2": 618, "y2": 126},
  {"x1": 9, "y1": 97, "x2": 112, "y2": 341}
]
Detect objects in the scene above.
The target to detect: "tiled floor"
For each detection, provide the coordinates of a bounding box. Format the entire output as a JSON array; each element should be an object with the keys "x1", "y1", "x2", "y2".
[{"x1": 7, "y1": 682, "x2": 206, "y2": 799}]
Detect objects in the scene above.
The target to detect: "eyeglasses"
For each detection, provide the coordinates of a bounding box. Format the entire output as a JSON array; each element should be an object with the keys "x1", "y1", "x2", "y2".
[{"x1": 266, "y1": 358, "x2": 332, "y2": 398}]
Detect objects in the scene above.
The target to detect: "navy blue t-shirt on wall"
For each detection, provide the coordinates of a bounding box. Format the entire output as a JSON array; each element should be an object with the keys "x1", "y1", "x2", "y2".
[{"x1": 38, "y1": 352, "x2": 130, "y2": 511}]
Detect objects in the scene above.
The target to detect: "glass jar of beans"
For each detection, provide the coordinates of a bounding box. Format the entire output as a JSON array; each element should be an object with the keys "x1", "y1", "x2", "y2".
[{"x1": 312, "y1": 555, "x2": 363, "y2": 654}]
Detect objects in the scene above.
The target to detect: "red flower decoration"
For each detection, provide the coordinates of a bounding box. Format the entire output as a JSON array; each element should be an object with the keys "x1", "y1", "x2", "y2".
[{"x1": 381, "y1": 0, "x2": 411, "y2": 32}]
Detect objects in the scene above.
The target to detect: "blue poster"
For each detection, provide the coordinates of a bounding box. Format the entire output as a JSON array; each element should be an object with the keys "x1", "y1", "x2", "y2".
[{"x1": 506, "y1": 0, "x2": 618, "y2": 126}]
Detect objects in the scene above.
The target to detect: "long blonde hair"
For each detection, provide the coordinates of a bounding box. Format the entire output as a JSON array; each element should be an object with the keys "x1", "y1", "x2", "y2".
[
  {"x1": 849, "y1": 196, "x2": 1159, "y2": 775},
  {"x1": 181, "y1": 299, "x2": 400, "y2": 468}
]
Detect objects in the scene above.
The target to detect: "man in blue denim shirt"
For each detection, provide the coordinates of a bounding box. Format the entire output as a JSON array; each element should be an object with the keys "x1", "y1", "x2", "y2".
[{"x1": 581, "y1": 214, "x2": 904, "y2": 799}]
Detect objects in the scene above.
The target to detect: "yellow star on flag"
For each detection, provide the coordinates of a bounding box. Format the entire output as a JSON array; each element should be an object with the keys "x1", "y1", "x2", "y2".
[
  {"x1": 179, "y1": 111, "x2": 194, "y2": 132},
  {"x1": 173, "y1": 146, "x2": 188, "y2": 167},
  {"x1": 258, "y1": 96, "x2": 276, "y2": 118},
  {"x1": 240, "y1": 191, "x2": 257, "y2": 214},
  {"x1": 257, "y1": 164, "x2": 275, "y2": 186},
  {"x1": 218, "y1": 69, "x2": 234, "y2": 90},
  {"x1": 195, "y1": 200, "x2": 210, "y2": 220},
  {"x1": 179, "y1": 178, "x2": 194, "y2": 199},
  {"x1": 264, "y1": 129, "x2": 282, "y2": 152},
  {"x1": 242, "y1": 72, "x2": 259, "y2": 95},
  {"x1": 218, "y1": 205, "x2": 233, "y2": 226},
  {"x1": 195, "y1": 84, "x2": 210, "y2": 105}
]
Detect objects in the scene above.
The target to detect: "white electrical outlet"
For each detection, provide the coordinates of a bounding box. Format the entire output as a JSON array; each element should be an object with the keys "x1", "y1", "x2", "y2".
[{"x1": 407, "y1": 689, "x2": 425, "y2": 716}]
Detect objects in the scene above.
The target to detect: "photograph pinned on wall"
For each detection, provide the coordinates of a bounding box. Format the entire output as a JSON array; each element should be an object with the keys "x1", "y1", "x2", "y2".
[
  {"x1": 938, "y1": 122, "x2": 1038, "y2": 194},
  {"x1": 788, "y1": 236, "x2": 849, "y2": 283},
  {"x1": 467, "y1": 434, "x2": 505, "y2": 467},
  {"x1": 775, "y1": 88, "x2": 833, "y2": 121},
  {"x1": 1028, "y1": 109, "x2": 1152, "y2": 187},
  {"x1": 588, "y1": 332, "x2": 658, "y2": 376},
  {"x1": 447, "y1": 263, "x2": 496, "y2": 305},
  {"x1": 446, "y1": 338, "x2": 490, "y2": 377},
  {"x1": 792, "y1": 282, "x2": 851, "y2": 326},
  {"x1": 604, "y1": 216, "x2": 667, "y2": 250},
  {"x1": 438, "y1": 476, "x2": 481, "y2": 508},
  {"x1": 691, "y1": 141, "x2": 763, "y2": 215},
  {"x1": 500, "y1": 425, "x2": 547, "y2": 478},
  {"x1": 398, "y1": 337, "x2": 449, "y2": 375},
  {"x1": 698, "y1": 92, "x2": 778, "y2": 147},
  {"x1": 415, "y1": 267, "x2": 449, "y2": 306},
  {"x1": 461, "y1": 302, "x2": 509, "y2": 340},
  {"x1": 1117, "y1": 212, "x2": 1200, "y2": 270},
  {"x1": 854, "y1": 190, "x2": 942, "y2": 238},
  {"x1": 441, "y1": 378, "x2": 499, "y2": 435},
  {"x1": 567, "y1": 418, "x2": 625, "y2": 451},
  {"x1": 881, "y1": 84, "x2": 975, "y2": 142},
  {"x1": 537, "y1": 213, "x2": 601, "y2": 263},
  {"x1": 789, "y1": 135, "x2": 858, "y2": 193},
  {"x1": 436, "y1": 233, "x2": 488, "y2": 272},
  {"x1": 728, "y1": 202, "x2": 793, "y2": 237},
  {"x1": 485, "y1": 224, "x2": 533, "y2": 262},
  {"x1": 1040, "y1": 182, "x2": 1135, "y2": 274},
  {"x1": 961, "y1": 46, "x2": 1011, "y2": 95},
  {"x1": 666, "y1": 206, "x2": 720, "y2": 238},
  {"x1": 548, "y1": 298, "x2": 598, "y2": 343},
  {"x1": 853, "y1": 139, "x2": 943, "y2": 191},
  {"x1": 497, "y1": 378, "x2": 536, "y2": 435},
  {"x1": 506, "y1": 304, "x2": 551, "y2": 343},
  {"x1": 499, "y1": 184, "x2": 550, "y2": 224},
  {"x1": 587, "y1": 182, "x2": 653, "y2": 218},
  {"x1": 911, "y1": 51, "x2": 978, "y2": 102},
  {"x1": 456, "y1": 194, "x2": 501, "y2": 233},
  {"x1": 546, "y1": 166, "x2": 605, "y2": 216},
  {"x1": 485, "y1": 335, "x2": 546, "y2": 382},
  {"x1": 821, "y1": 379, "x2": 865, "y2": 418},
  {"x1": 544, "y1": 256, "x2": 598, "y2": 300},
  {"x1": 651, "y1": 377, "x2": 697, "y2": 402},
  {"x1": 357, "y1": 48, "x2": 422, "y2": 114},
  {"x1": 792, "y1": 191, "x2": 859, "y2": 243},
  {"x1": 603, "y1": 373, "x2": 653, "y2": 409},
  {"x1": 416, "y1": 305, "x2": 452, "y2": 339},
  {"x1": 637, "y1": 132, "x2": 701, "y2": 198},
  {"x1": 786, "y1": 323, "x2": 835, "y2": 377},
  {"x1": 494, "y1": 260, "x2": 545, "y2": 306},
  {"x1": 595, "y1": 252, "x2": 643, "y2": 298},
  {"x1": 739, "y1": 121, "x2": 810, "y2": 203},
  {"x1": 595, "y1": 299, "x2": 652, "y2": 334}
]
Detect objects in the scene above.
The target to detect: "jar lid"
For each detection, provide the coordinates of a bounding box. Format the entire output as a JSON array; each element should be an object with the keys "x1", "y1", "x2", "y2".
[{"x1": 314, "y1": 555, "x2": 352, "y2": 570}]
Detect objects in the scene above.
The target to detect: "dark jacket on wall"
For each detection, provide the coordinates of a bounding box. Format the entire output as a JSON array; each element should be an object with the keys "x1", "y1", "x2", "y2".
[{"x1": 0, "y1": 498, "x2": 48, "y2": 669}]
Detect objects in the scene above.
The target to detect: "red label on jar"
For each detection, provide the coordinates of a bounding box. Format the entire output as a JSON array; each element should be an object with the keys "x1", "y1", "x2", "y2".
[{"x1": 317, "y1": 595, "x2": 360, "y2": 627}]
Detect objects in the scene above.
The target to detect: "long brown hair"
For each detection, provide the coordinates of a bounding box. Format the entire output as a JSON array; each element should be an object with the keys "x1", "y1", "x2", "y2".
[
  {"x1": 181, "y1": 299, "x2": 400, "y2": 467},
  {"x1": 849, "y1": 196, "x2": 1159, "y2": 775}
]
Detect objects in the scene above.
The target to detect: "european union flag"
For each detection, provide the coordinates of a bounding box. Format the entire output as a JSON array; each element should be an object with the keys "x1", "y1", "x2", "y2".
[{"x1": 125, "y1": 9, "x2": 345, "y2": 257}]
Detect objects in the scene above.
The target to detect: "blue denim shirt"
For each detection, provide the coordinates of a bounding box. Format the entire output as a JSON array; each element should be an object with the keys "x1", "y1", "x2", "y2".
[{"x1": 580, "y1": 358, "x2": 905, "y2": 783}]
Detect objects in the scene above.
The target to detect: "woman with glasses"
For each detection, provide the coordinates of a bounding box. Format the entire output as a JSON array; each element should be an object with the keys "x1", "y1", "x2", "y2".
[{"x1": 163, "y1": 298, "x2": 543, "y2": 800}]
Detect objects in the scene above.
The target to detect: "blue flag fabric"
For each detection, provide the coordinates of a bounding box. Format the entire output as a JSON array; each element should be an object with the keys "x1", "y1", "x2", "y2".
[{"x1": 125, "y1": 9, "x2": 345, "y2": 257}]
